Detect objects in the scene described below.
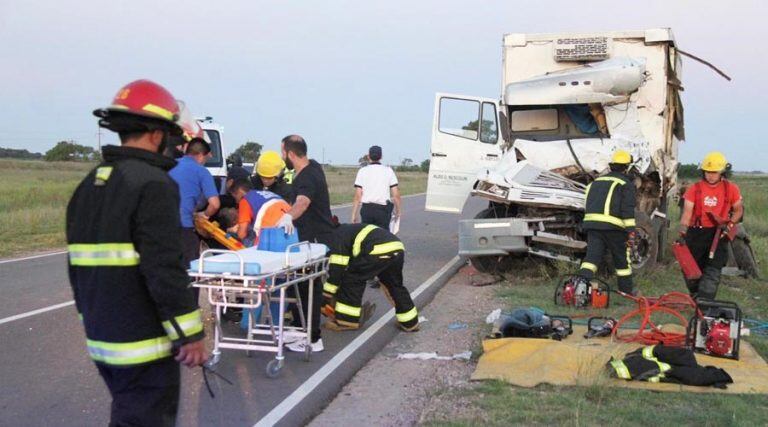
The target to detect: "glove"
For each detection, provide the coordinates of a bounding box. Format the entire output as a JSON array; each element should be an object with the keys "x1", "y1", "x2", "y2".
[
  {"x1": 678, "y1": 225, "x2": 689, "y2": 238},
  {"x1": 277, "y1": 213, "x2": 294, "y2": 235},
  {"x1": 723, "y1": 221, "x2": 737, "y2": 240}
]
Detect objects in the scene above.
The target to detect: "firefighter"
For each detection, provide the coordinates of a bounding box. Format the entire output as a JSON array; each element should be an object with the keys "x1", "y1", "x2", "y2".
[
  {"x1": 321, "y1": 223, "x2": 419, "y2": 332},
  {"x1": 67, "y1": 80, "x2": 206, "y2": 426},
  {"x1": 679, "y1": 152, "x2": 743, "y2": 300},
  {"x1": 252, "y1": 150, "x2": 294, "y2": 202},
  {"x1": 577, "y1": 150, "x2": 637, "y2": 295}
]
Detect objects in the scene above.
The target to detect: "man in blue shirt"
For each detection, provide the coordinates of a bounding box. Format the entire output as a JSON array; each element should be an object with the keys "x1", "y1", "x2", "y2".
[{"x1": 169, "y1": 139, "x2": 220, "y2": 275}]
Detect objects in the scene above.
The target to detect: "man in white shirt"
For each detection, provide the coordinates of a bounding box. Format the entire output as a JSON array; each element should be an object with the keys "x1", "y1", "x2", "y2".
[{"x1": 351, "y1": 145, "x2": 401, "y2": 229}]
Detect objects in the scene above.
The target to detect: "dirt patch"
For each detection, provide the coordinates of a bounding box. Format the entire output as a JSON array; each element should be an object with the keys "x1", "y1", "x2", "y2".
[{"x1": 309, "y1": 265, "x2": 502, "y2": 427}]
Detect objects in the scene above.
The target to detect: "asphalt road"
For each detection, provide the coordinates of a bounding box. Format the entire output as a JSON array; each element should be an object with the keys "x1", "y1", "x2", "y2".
[{"x1": 0, "y1": 194, "x2": 483, "y2": 426}]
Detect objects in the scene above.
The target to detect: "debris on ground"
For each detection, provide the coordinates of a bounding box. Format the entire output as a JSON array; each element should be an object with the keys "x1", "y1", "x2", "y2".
[{"x1": 396, "y1": 351, "x2": 472, "y2": 361}]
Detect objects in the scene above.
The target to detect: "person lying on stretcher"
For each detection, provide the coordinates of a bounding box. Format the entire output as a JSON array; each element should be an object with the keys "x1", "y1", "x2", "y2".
[
  {"x1": 321, "y1": 223, "x2": 419, "y2": 332},
  {"x1": 228, "y1": 179, "x2": 292, "y2": 247}
]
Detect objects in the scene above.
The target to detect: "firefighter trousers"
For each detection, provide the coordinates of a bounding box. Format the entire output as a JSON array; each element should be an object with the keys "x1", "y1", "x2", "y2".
[
  {"x1": 333, "y1": 251, "x2": 418, "y2": 329},
  {"x1": 684, "y1": 227, "x2": 727, "y2": 300},
  {"x1": 96, "y1": 357, "x2": 180, "y2": 427},
  {"x1": 578, "y1": 230, "x2": 634, "y2": 294}
]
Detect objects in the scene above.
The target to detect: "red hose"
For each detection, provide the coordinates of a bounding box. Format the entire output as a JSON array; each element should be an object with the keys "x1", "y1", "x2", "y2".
[{"x1": 612, "y1": 291, "x2": 700, "y2": 346}]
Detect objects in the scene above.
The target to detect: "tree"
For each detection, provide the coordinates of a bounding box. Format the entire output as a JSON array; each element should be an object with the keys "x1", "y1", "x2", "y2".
[
  {"x1": 0, "y1": 147, "x2": 42, "y2": 159},
  {"x1": 358, "y1": 154, "x2": 369, "y2": 167},
  {"x1": 401, "y1": 158, "x2": 413, "y2": 167},
  {"x1": 463, "y1": 119, "x2": 496, "y2": 142},
  {"x1": 228, "y1": 141, "x2": 263, "y2": 163},
  {"x1": 678, "y1": 163, "x2": 699, "y2": 179},
  {"x1": 44, "y1": 141, "x2": 98, "y2": 161},
  {"x1": 420, "y1": 159, "x2": 430, "y2": 172}
]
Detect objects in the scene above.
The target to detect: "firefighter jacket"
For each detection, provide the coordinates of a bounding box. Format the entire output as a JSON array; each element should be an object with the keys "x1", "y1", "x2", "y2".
[
  {"x1": 66, "y1": 145, "x2": 204, "y2": 367},
  {"x1": 322, "y1": 224, "x2": 405, "y2": 297},
  {"x1": 608, "y1": 345, "x2": 733, "y2": 388},
  {"x1": 582, "y1": 171, "x2": 636, "y2": 231}
]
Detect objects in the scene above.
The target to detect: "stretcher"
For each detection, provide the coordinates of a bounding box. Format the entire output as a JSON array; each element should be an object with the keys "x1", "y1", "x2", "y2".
[{"x1": 189, "y1": 242, "x2": 328, "y2": 377}]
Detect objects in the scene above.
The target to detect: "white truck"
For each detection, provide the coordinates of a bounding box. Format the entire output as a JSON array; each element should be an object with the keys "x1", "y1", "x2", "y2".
[{"x1": 426, "y1": 29, "x2": 686, "y2": 274}]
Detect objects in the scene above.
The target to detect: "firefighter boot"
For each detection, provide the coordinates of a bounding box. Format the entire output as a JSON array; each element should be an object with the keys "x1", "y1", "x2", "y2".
[
  {"x1": 324, "y1": 302, "x2": 376, "y2": 331},
  {"x1": 696, "y1": 266, "x2": 721, "y2": 300}
]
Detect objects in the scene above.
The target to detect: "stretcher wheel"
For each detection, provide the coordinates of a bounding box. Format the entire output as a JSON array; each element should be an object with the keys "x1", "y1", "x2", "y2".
[
  {"x1": 206, "y1": 353, "x2": 221, "y2": 367},
  {"x1": 266, "y1": 359, "x2": 283, "y2": 378}
]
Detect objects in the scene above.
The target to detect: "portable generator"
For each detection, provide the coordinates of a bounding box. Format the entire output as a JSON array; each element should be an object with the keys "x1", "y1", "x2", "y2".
[
  {"x1": 686, "y1": 300, "x2": 742, "y2": 360},
  {"x1": 554, "y1": 275, "x2": 610, "y2": 309}
]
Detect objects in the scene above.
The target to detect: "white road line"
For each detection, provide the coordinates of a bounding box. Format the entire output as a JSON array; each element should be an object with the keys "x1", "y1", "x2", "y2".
[
  {"x1": 0, "y1": 301, "x2": 76, "y2": 326},
  {"x1": 0, "y1": 251, "x2": 67, "y2": 265},
  {"x1": 254, "y1": 255, "x2": 463, "y2": 427}
]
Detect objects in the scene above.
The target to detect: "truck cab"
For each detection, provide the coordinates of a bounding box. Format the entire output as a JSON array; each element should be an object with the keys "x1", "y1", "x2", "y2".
[
  {"x1": 426, "y1": 29, "x2": 685, "y2": 274},
  {"x1": 199, "y1": 117, "x2": 228, "y2": 194}
]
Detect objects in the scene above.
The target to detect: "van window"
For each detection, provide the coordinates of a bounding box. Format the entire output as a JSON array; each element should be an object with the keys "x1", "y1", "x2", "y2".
[
  {"x1": 438, "y1": 98, "x2": 480, "y2": 140},
  {"x1": 479, "y1": 102, "x2": 498, "y2": 144},
  {"x1": 203, "y1": 130, "x2": 223, "y2": 168}
]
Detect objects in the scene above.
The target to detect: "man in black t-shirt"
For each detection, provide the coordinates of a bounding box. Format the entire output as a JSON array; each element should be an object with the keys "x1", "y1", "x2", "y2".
[{"x1": 276, "y1": 135, "x2": 336, "y2": 353}]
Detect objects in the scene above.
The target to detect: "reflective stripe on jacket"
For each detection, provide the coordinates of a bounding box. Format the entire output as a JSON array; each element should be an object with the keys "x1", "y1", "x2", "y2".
[
  {"x1": 322, "y1": 224, "x2": 404, "y2": 297},
  {"x1": 583, "y1": 171, "x2": 637, "y2": 231},
  {"x1": 66, "y1": 145, "x2": 204, "y2": 367}
]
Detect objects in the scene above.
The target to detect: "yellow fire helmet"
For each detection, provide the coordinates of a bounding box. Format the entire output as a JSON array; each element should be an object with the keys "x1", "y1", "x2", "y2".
[
  {"x1": 256, "y1": 150, "x2": 286, "y2": 178},
  {"x1": 611, "y1": 150, "x2": 632, "y2": 165},
  {"x1": 701, "y1": 151, "x2": 728, "y2": 172}
]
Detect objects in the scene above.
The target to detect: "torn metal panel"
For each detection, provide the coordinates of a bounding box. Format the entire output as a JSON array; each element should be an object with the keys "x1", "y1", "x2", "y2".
[
  {"x1": 504, "y1": 58, "x2": 646, "y2": 106},
  {"x1": 476, "y1": 161, "x2": 586, "y2": 210},
  {"x1": 513, "y1": 136, "x2": 651, "y2": 175}
]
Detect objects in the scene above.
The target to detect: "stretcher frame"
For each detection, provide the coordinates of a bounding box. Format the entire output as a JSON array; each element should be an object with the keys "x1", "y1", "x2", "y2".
[{"x1": 190, "y1": 242, "x2": 328, "y2": 377}]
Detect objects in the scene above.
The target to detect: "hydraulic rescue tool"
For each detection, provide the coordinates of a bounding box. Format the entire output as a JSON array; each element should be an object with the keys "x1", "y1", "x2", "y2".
[
  {"x1": 707, "y1": 212, "x2": 739, "y2": 259},
  {"x1": 555, "y1": 275, "x2": 610, "y2": 308},
  {"x1": 686, "y1": 299, "x2": 742, "y2": 360},
  {"x1": 584, "y1": 317, "x2": 617, "y2": 339}
]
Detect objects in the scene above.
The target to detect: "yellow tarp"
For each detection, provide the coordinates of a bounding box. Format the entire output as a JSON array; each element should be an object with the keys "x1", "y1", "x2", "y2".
[{"x1": 472, "y1": 326, "x2": 768, "y2": 394}]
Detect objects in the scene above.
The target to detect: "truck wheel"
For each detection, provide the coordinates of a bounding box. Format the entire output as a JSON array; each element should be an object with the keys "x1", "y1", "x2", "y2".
[
  {"x1": 630, "y1": 212, "x2": 658, "y2": 275},
  {"x1": 468, "y1": 206, "x2": 521, "y2": 275},
  {"x1": 730, "y1": 229, "x2": 759, "y2": 278}
]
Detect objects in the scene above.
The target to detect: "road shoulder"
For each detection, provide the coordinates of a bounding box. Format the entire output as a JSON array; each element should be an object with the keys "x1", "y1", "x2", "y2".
[{"x1": 309, "y1": 265, "x2": 499, "y2": 426}]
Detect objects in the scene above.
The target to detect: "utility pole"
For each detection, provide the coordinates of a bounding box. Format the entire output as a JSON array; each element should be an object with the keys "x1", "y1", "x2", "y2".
[{"x1": 97, "y1": 125, "x2": 102, "y2": 151}]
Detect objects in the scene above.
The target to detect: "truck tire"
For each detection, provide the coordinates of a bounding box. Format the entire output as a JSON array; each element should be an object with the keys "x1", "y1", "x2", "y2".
[
  {"x1": 630, "y1": 212, "x2": 658, "y2": 275},
  {"x1": 730, "y1": 228, "x2": 759, "y2": 279},
  {"x1": 468, "y1": 206, "x2": 521, "y2": 275}
]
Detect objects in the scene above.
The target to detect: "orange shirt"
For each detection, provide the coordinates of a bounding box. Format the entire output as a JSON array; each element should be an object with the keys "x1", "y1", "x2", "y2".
[{"x1": 683, "y1": 180, "x2": 741, "y2": 227}]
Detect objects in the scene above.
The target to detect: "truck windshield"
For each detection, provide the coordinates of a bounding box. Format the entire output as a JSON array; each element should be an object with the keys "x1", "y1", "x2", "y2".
[{"x1": 203, "y1": 130, "x2": 223, "y2": 168}]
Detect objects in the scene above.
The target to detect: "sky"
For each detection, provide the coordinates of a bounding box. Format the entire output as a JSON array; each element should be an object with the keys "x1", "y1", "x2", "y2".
[{"x1": 0, "y1": 0, "x2": 765, "y2": 170}]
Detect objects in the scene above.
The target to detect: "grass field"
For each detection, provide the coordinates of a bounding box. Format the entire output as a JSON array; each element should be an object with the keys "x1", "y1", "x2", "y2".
[
  {"x1": 424, "y1": 174, "x2": 768, "y2": 426},
  {"x1": 0, "y1": 160, "x2": 426, "y2": 258}
]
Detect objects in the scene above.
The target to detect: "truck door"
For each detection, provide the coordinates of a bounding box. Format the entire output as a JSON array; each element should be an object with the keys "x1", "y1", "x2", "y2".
[{"x1": 426, "y1": 93, "x2": 503, "y2": 213}]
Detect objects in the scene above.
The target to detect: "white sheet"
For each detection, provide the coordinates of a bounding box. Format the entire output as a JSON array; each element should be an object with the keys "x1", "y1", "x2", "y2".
[{"x1": 189, "y1": 243, "x2": 328, "y2": 275}]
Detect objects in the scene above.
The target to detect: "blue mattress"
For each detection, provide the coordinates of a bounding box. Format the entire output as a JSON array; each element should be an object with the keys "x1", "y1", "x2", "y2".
[{"x1": 189, "y1": 244, "x2": 328, "y2": 276}]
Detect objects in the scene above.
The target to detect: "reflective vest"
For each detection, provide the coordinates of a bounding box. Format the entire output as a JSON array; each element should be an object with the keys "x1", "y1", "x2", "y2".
[
  {"x1": 282, "y1": 168, "x2": 295, "y2": 184},
  {"x1": 582, "y1": 171, "x2": 637, "y2": 231},
  {"x1": 67, "y1": 146, "x2": 203, "y2": 367},
  {"x1": 243, "y1": 190, "x2": 291, "y2": 235}
]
